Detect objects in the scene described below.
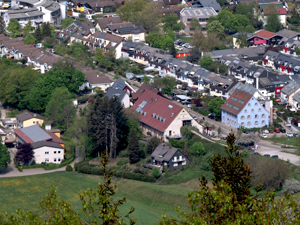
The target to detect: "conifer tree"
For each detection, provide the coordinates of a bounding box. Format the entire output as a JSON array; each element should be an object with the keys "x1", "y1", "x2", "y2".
[
  {"x1": 34, "y1": 25, "x2": 42, "y2": 42},
  {"x1": 128, "y1": 129, "x2": 139, "y2": 164},
  {"x1": 0, "y1": 16, "x2": 5, "y2": 34}
]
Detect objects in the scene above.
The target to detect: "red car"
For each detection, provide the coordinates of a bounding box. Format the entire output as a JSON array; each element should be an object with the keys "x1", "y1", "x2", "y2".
[{"x1": 274, "y1": 128, "x2": 280, "y2": 133}]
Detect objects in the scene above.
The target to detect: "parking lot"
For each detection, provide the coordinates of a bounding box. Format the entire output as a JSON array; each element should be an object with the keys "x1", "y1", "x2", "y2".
[{"x1": 174, "y1": 39, "x2": 194, "y2": 51}]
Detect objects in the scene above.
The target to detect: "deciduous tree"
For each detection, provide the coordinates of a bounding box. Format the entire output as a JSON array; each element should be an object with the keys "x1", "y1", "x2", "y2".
[
  {"x1": 15, "y1": 143, "x2": 34, "y2": 166},
  {"x1": 189, "y1": 18, "x2": 201, "y2": 31},
  {"x1": 208, "y1": 97, "x2": 225, "y2": 119},
  {"x1": 146, "y1": 136, "x2": 161, "y2": 154},
  {"x1": 23, "y1": 19, "x2": 33, "y2": 37},
  {"x1": 0, "y1": 143, "x2": 10, "y2": 170},
  {"x1": 23, "y1": 33, "x2": 36, "y2": 44},
  {"x1": 7, "y1": 18, "x2": 20, "y2": 38},
  {"x1": 199, "y1": 55, "x2": 213, "y2": 69}
]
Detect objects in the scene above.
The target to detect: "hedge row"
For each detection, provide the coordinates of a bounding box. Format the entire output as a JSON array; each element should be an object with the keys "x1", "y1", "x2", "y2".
[{"x1": 75, "y1": 162, "x2": 155, "y2": 183}]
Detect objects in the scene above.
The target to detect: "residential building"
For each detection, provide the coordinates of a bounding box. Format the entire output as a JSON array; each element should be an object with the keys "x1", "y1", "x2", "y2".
[
  {"x1": 292, "y1": 91, "x2": 300, "y2": 111},
  {"x1": 151, "y1": 144, "x2": 188, "y2": 169},
  {"x1": 247, "y1": 30, "x2": 283, "y2": 46},
  {"x1": 107, "y1": 23, "x2": 146, "y2": 42},
  {"x1": 180, "y1": 7, "x2": 217, "y2": 32},
  {"x1": 276, "y1": 29, "x2": 300, "y2": 40},
  {"x1": 132, "y1": 83, "x2": 159, "y2": 103},
  {"x1": 131, "y1": 90, "x2": 203, "y2": 141},
  {"x1": 227, "y1": 82, "x2": 265, "y2": 100},
  {"x1": 95, "y1": 16, "x2": 122, "y2": 32},
  {"x1": 111, "y1": 77, "x2": 136, "y2": 94},
  {"x1": 16, "y1": 111, "x2": 44, "y2": 129},
  {"x1": 186, "y1": 0, "x2": 221, "y2": 12},
  {"x1": 232, "y1": 32, "x2": 254, "y2": 48},
  {"x1": 221, "y1": 89, "x2": 270, "y2": 129},
  {"x1": 0, "y1": 118, "x2": 17, "y2": 129},
  {"x1": 280, "y1": 81, "x2": 300, "y2": 105},
  {"x1": 263, "y1": 8, "x2": 287, "y2": 26},
  {"x1": 105, "y1": 88, "x2": 130, "y2": 108},
  {"x1": 14, "y1": 125, "x2": 65, "y2": 164}
]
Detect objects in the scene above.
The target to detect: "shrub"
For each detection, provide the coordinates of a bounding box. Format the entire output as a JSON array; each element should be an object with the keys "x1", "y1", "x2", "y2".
[
  {"x1": 18, "y1": 166, "x2": 23, "y2": 172},
  {"x1": 119, "y1": 150, "x2": 129, "y2": 158},
  {"x1": 180, "y1": 126, "x2": 193, "y2": 139},
  {"x1": 282, "y1": 179, "x2": 300, "y2": 194},
  {"x1": 74, "y1": 162, "x2": 78, "y2": 171},
  {"x1": 189, "y1": 142, "x2": 206, "y2": 156},
  {"x1": 242, "y1": 149, "x2": 249, "y2": 157},
  {"x1": 152, "y1": 167, "x2": 161, "y2": 179},
  {"x1": 146, "y1": 137, "x2": 161, "y2": 154},
  {"x1": 169, "y1": 139, "x2": 185, "y2": 149},
  {"x1": 139, "y1": 149, "x2": 146, "y2": 159},
  {"x1": 91, "y1": 166, "x2": 103, "y2": 175},
  {"x1": 117, "y1": 158, "x2": 129, "y2": 166},
  {"x1": 66, "y1": 164, "x2": 73, "y2": 171},
  {"x1": 133, "y1": 168, "x2": 140, "y2": 173}
]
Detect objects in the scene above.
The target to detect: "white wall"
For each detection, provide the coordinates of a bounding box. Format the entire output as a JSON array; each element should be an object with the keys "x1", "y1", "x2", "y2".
[
  {"x1": 33, "y1": 146, "x2": 64, "y2": 164},
  {"x1": 121, "y1": 93, "x2": 130, "y2": 108}
]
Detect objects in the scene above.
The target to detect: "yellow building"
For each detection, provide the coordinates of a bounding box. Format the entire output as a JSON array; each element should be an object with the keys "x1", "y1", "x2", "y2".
[{"x1": 16, "y1": 111, "x2": 44, "y2": 129}]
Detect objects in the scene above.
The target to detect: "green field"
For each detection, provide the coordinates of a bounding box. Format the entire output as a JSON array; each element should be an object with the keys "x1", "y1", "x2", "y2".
[
  {"x1": 268, "y1": 136, "x2": 299, "y2": 147},
  {"x1": 0, "y1": 172, "x2": 195, "y2": 224}
]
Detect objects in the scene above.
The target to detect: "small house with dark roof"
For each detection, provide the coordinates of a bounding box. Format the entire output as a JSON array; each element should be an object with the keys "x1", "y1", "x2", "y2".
[
  {"x1": 247, "y1": 30, "x2": 282, "y2": 46},
  {"x1": 32, "y1": 141, "x2": 64, "y2": 164},
  {"x1": 280, "y1": 81, "x2": 300, "y2": 105},
  {"x1": 131, "y1": 90, "x2": 202, "y2": 141},
  {"x1": 221, "y1": 89, "x2": 269, "y2": 129},
  {"x1": 111, "y1": 78, "x2": 136, "y2": 94},
  {"x1": 105, "y1": 88, "x2": 130, "y2": 108},
  {"x1": 16, "y1": 111, "x2": 44, "y2": 129},
  {"x1": 151, "y1": 144, "x2": 188, "y2": 169}
]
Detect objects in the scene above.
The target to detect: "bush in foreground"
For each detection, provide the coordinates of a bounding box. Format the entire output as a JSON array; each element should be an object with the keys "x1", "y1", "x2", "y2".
[{"x1": 66, "y1": 164, "x2": 73, "y2": 171}]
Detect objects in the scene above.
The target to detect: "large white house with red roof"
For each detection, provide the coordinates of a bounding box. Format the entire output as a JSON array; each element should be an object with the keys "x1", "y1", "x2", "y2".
[{"x1": 131, "y1": 90, "x2": 202, "y2": 141}]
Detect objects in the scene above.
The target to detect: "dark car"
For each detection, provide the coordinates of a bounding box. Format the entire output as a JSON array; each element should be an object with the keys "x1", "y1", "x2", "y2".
[
  {"x1": 271, "y1": 155, "x2": 279, "y2": 159},
  {"x1": 248, "y1": 141, "x2": 255, "y2": 146},
  {"x1": 248, "y1": 130, "x2": 255, "y2": 133},
  {"x1": 222, "y1": 137, "x2": 227, "y2": 140},
  {"x1": 294, "y1": 133, "x2": 299, "y2": 137},
  {"x1": 280, "y1": 128, "x2": 286, "y2": 133},
  {"x1": 264, "y1": 154, "x2": 270, "y2": 157},
  {"x1": 208, "y1": 113, "x2": 215, "y2": 119},
  {"x1": 268, "y1": 129, "x2": 274, "y2": 134},
  {"x1": 243, "y1": 130, "x2": 249, "y2": 134}
]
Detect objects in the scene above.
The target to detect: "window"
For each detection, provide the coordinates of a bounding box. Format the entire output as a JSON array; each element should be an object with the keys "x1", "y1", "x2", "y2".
[
  {"x1": 255, "y1": 103, "x2": 258, "y2": 106},
  {"x1": 45, "y1": 152, "x2": 49, "y2": 154},
  {"x1": 179, "y1": 156, "x2": 182, "y2": 160},
  {"x1": 58, "y1": 151, "x2": 61, "y2": 154},
  {"x1": 33, "y1": 121, "x2": 35, "y2": 124},
  {"x1": 58, "y1": 158, "x2": 61, "y2": 162},
  {"x1": 255, "y1": 114, "x2": 258, "y2": 118},
  {"x1": 262, "y1": 114, "x2": 266, "y2": 118},
  {"x1": 255, "y1": 121, "x2": 258, "y2": 125},
  {"x1": 247, "y1": 115, "x2": 251, "y2": 119},
  {"x1": 223, "y1": 116, "x2": 225, "y2": 120},
  {"x1": 54, "y1": 158, "x2": 57, "y2": 162},
  {"x1": 54, "y1": 151, "x2": 57, "y2": 154},
  {"x1": 164, "y1": 162, "x2": 167, "y2": 165},
  {"x1": 241, "y1": 116, "x2": 245, "y2": 120},
  {"x1": 262, "y1": 120, "x2": 266, "y2": 125},
  {"x1": 259, "y1": 108, "x2": 262, "y2": 112},
  {"x1": 251, "y1": 109, "x2": 254, "y2": 112},
  {"x1": 241, "y1": 122, "x2": 245, "y2": 126},
  {"x1": 248, "y1": 103, "x2": 251, "y2": 106},
  {"x1": 173, "y1": 163, "x2": 178, "y2": 167},
  {"x1": 244, "y1": 109, "x2": 247, "y2": 113},
  {"x1": 45, "y1": 158, "x2": 49, "y2": 162},
  {"x1": 182, "y1": 161, "x2": 186, "y2": 165},
  {"x1": 247, "y1": 122, "x2": 251, "y2": 126},
  {"x1": 174, "y1": 156, "x2": 177, "y2": 161}
]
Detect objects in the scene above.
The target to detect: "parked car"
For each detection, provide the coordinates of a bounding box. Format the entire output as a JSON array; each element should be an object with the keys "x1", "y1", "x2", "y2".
[
  {"x1": 208, "y1": 113, "x2": 215, "y2": 119},
  {"x1": 263, "y1": 129, "x2": 269, "y2": 134},
  {"x1": 280, "y1": 128, "x2": 286, "y2": 133},
  {"x1": 268, "y1": 129, "x2": 274, "y2": 134},
  {"x1": 260, "y1": 134, "x2": 268, "y2": 138},
  {"x1": 248, "y1": 141, "x2": 255, "y2": 146},
  {"x1": 243, "y1": 130, "x2": 249, "y2": 134},
  {"x1": 294, "y1": 133, "x2": 299, "y2": 137},
  {"x1": 50, "y1": 48, "x2": 55, "y2": 53},
  {"x1": 248, "y1": 130, "x2": 255, "y2": 133},
  {"x1": 271, "y1": 155, "x2": 278, "y2": 159},
  {"x1": 192, "y1": 115, "x2": 197, "y2": 120},
  {"x1": 264, "y1": 154, "x2": 270, "y2": 157},
  {"x1": 273, "y1": 128, "x2": 280, "y2": 133},
  {"x1": 286, "y1": 133, "x2": 293, "y2": 137}
]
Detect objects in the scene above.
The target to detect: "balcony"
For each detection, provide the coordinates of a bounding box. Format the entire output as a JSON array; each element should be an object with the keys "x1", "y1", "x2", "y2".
[{"x1": 172, "y1": 158, "x2": 186, "y2": 162}]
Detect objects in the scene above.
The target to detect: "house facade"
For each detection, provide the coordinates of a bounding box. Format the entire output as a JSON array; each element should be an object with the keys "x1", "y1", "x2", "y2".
[
  {"x1": 280, "y1": 81, "x2": 300, "y2": 105},
  {"x1": 16, "y1": 111, "x2": 44, "y2": 129},
  {"x1": 221, "y1": 89, "x2": 269, "y2": 129},
  {"x1": 32, "y1": 142, "x2": 64, "y2": 164},
  {"x1": 151, "y1": 144, "x2": 188, "y2": 169}
]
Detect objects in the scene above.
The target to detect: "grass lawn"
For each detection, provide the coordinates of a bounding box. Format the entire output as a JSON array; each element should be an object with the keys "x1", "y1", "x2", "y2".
[
  {"x1": 268, "y1": 136, "x2": 299, "y2": 147},
  {"x1": 0, "y1": 172, "x2": 194, "y2": 224},
  {"x1": 178, "y1": 36, "x2": 192, "y2": 44}
]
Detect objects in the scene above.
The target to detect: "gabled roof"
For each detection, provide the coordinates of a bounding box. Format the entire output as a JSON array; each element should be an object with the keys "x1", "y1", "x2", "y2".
[
  {"x1": 132, "y1": 83, "x2": 159, "y2": 100},
  {"x1": 254, "y1": 29, "x2": 279, "y2": 40},
  {"x1": 281, "y1": 81, "x2": 300, "y2": 96},
  {"x1": 15, "y1": 125, "x2": 52, "y2": 143},
  {"x1": 221, "y1": 89, "x2": 253, "y2": 115},
  {"x1": 228, "y1": 82, "x2": 262, "y2": 97},
  {"x1": 16, "y1": 111, "x2": 44, "y2": 122},
  {"x1": 96, "y1": 16, "x2": 122, "y2": 30},
  {"x1": 131, "y1": 90, "x2": 183, "y2": 133},
  {"x1": 31, "y1": 141, "x2": 64, "y2": 149},
  {"x1": 105, "y1": 88, "x2": 127, "y2": 100},
  {"x1": 111, "y1": 78, "x2": 136, "y2": 92},
  {"x1": 276, "y1": 29, "x2": 300, "y2": 39},
  {"x1": 263, "y1": 8, "x2": 287, "y2": 15},
  {"x1": 151, "y1": 144, "x2": 180, "y2": 162}
]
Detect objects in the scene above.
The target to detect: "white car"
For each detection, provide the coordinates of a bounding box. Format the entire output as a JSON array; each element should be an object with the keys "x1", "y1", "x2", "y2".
[
  {"x1": 286, "y1": 133, "x2": 293, "y2": 137},
  {"x1": 260, "y1": 134, "x2": 268, "y2": 138},
  {"x1": 263, "y1": 129, "x2": 269, "y2": 134}
]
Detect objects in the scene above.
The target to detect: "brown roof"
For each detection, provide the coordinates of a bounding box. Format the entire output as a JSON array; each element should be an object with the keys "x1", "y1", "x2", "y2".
[
  {"x1": 107, "y1": 22, "x2": 134, "y2": 31},
  {"x1": 131, "y1": 90, "x2": 183, "y2": 133},
  {"x1": 81, "y1": 68, "x2": 113, "y2": 84},
  {"x1": 162, "y1": 0, "x2": 179, "y2": 5},
  {"x1": 16, "y1": 111, "x2": 44, "y2": 122},
  {"x1": 132, "y1": 83, "x2": 159, "y2": 100},
  {"x1": 221, "y1": 89, "x2": 253, "y2": 115},
  {"x1": 254, "y1": 29, "x2": 277, "y2": 40},
  {"x1": 88, "y1": 0, "x2": 116, "y2": 8},
  {"x1": 96, "y1": 16, "x2": 122, "y2": 30}
]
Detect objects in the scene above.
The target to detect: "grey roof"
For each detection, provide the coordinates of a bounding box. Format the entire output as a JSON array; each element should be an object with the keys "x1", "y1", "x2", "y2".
[
  {"x1": 118, "y1": 26, "x2": 146, "y2": 34},
  {"x1": 111, "y1": 78, "x2": 127, "y2": 90},
  {"x1": 232, "y1": 32, "x2": 254, "y2": 38},
  {"x1": 209, "y1": 49, "x2": 236, "y2": 58},
  {"x1": 281, "y1": 81, "x2": 300, "y2": 96},
  {"x1": 16, "y1": 111, "x2": 44, "y2": 122},
  {"x1": 20, "y1": 125, "x2": 52, "y2": 143},
  {"x1": 31, "y1": 141, "x2": 64, "y2": 150},
  {"x1": 105, "y1": 88, "x2": 127, "y2": 100},
  {"x1": 192, "y1": 0, "x2": 221, "y2": 11},
  {"x1": 276, "y1": 29, "x2": 300, "y2": 39},
  {"x1": 151, "y1": 144, "x2": 179, "y2": 162},
  {"x1": 293, "y1": 91, "x2": 300, "y2": 103},
  {"x1": 227, "y1": 82, "x2": 259, "y2": 96}
]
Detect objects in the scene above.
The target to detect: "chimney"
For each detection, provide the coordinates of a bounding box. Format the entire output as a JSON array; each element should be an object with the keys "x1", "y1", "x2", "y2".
[
  {"x1": 33, "y1": 114, "x2": 36, "y2": 117},
  {"x1": 256, "y1": 77, "x2": 259, "y2": 89},
  {"x1": 236, "y1": 89, "x2": 238, "y2": 95}
]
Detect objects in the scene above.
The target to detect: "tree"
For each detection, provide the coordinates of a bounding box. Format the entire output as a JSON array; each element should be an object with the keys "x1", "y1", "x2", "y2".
[
  {"x1": 23, "y1": 19, "x2": 33, "y2": 37},
  {"x1": 236, "y1": 32, "x2": 249, "y2": 48},
  {"x1": 170, "y1": 43, "x2": 177, "y2": 58},
  {"x1": 128, "y1": 129, "x2": 139, "y2": 164},
  {"x1": 23, "y1": 33, "x2": 36, "y2": 44},
  {"x1": 187, "y1": 47, "x2": 201, "y2": 64},
  {"x1": 94, "y1": 48, "x2": 110, "y2": 68},
  {"x1": 34, "y1": 25, "x2": 42, "y2": 42},
  {"x1": 141, "y1": 75, "x2": 150, "y2": 84},
  {"x1": 152, "y1": 167, "x2": 161, "y2": 178},
  {"x1": 206, "y1": 20, "x2": 224, "y2": 36},
  {"x1": 265, "y1": 11, "x2": 281, "y2": 32},
  {"x1": 61, "y1": 17, "x2": 74, "y2": 29},
  {"x1": 7, "y1": 18, "x2": 20, "y2": 38},
  {"x1": 133, "y1": 2, "x2": 160, "y2": 31},
  {"x1": 180, "y1": 126, "x2": 193, "y2": 139},
  {"x1": 56, "y1": 100, "x2": 76, "y2": 130},
  {"x1": 189, "y1": 142, "x2": 206, "y2": 156},
  {"x1": 199, "y1": 55, "x2": 213, "y2": 69},
  {"x1": 282, "y1": 179, "x2": 300, "y2": 194},
  {"x1": 0, "y1": 16, "x2": 5, "y2": 34},
  {"x1": 15, "y1": 143, "x2": 34, "y2": 166},
  {"x1": 208, "y1": 97, "x2": 225, "y2": 119},
  {"x1": 146, "y1": 136, "x2": 161, "y2": 154},
  {"x1": 184, "y1": 142, "x2": 188, "y2": 158},
  {"x1": 189, "y1": 18, "x2": 201, "y2": 31},
  {"x1": 162, "y1": 13, "x2": 185, "y2": 32},
  {"x1": 162, "y1": 85, "x2": 172, "y2": 96},
  {"x1": 116, "y1": 0, "x2": 147, "y2": 21},
  {"x1": 42, "y1": 22, "x2": 52, "y2": 37},
  {"x1": 0, "y1": 143, "x2": 11, "y2": 170},
  {"x1": 235, "y1": 3, "x2": 254, "y2": 22},
  {"x1": 153, "y1": 35, "x2": 174, "y2": 50}
]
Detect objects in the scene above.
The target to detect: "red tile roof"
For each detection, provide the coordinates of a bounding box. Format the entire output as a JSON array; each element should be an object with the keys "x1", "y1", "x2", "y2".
[
  {"x1": 132, "y1": 83, "x2": 159, "y2": 101},
  {"x1": 254, "y1": 29, "x2": 277, "y2": 39},
  {"x1": 221, "y1": 89, "x2": 253, "y2": 115},
  {"x1": 263, "y1": 8, "x2": 287, "y2": 15},
  {"x1": 131, "y1": 90, "x2": 183, "y2": 132},
  {"x1": 45, "y1": 131, "x2": 65, "y2": 145}
]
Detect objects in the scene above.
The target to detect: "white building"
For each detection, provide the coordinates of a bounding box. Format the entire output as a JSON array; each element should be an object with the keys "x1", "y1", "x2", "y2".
[{"x1": 32, "y1": 141, "x2": 64, "y2": 164}]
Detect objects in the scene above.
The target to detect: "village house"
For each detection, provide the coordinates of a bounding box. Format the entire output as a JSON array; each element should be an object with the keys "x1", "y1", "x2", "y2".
[
  {"x1": 280, "y1": 81, "x2": 300, "y2": 105},
  {"x1": 16, "y1": 111, "x2": 44, "y2": 129}
]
